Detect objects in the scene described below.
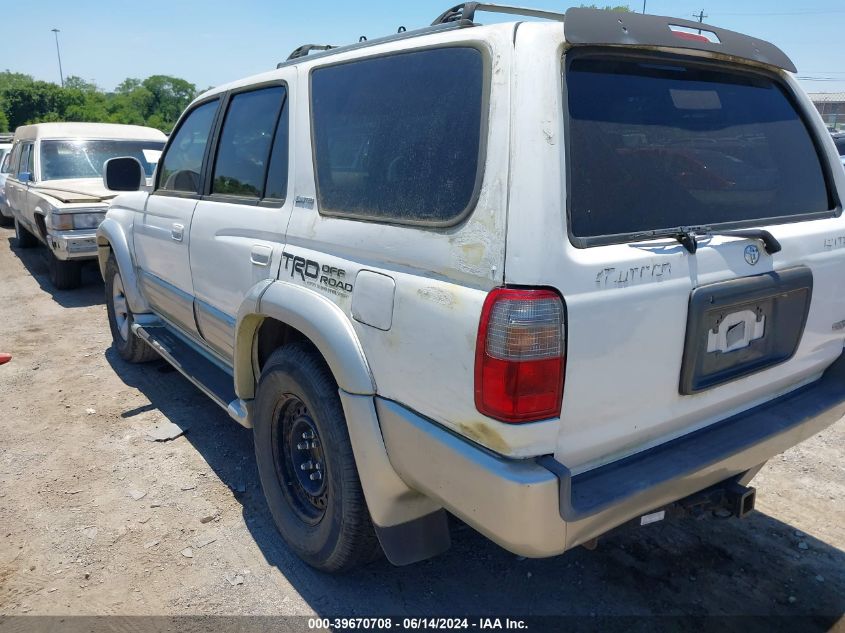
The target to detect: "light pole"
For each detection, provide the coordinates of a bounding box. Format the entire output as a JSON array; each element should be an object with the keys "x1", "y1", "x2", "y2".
[
  {"x1": 642, "y1": 1, "x2": 646, "y2": 13},
  {"x1": 51, "y1": 28, "x2": 64, "y2": 88}
]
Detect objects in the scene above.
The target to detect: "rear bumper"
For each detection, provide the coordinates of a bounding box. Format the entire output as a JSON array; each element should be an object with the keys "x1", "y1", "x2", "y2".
[
  {"x1": 48, "y1": 229, "x2": 98, "y2": 260},
  {"x1": 377, "y1": 352, "x2": 845, "y2": 557}
]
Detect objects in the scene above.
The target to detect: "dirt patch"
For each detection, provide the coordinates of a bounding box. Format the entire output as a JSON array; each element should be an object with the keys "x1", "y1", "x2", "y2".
[{"x1": 0, "y1": 228, "x2": 843, "y2": 622}]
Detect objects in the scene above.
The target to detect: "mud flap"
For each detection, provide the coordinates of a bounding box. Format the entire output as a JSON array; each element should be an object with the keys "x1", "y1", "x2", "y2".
[{"x1": 374, "y1": 509, "x2": 451, "y2": 566}]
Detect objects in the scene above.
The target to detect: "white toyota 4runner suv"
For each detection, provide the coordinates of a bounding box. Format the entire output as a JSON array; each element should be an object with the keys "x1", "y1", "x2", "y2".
[{"x1": 97, "y1": 6, "x2": 845, "y2": 572}]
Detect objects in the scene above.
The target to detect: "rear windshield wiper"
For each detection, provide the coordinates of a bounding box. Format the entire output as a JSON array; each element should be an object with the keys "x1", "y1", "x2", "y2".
[
  {"x1": 630, "y1": 226, "x2": 781, "y2": 255},
  {"x1": 629, "y1": 226, "x2": 707, "y2": 254}
]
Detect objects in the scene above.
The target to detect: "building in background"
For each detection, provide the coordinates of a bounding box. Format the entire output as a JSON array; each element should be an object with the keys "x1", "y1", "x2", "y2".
[{"x1": 809, "y1": 92, "x2": 845, "y2": 132}]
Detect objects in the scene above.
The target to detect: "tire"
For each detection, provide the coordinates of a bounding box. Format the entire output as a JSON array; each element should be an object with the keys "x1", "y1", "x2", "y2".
[
  {"x1": 0, "y1": 213, "x2": 12, "y2": 227},
  {"x1": 47, "y1": 250, "x2": 82, "y2": 290},
  {"x1": 14, "y1": 218, "x2": 38, "y2": 248},
  {"x1": 254, "y1": 343, "x2": 380, "y2": 572},
  {"x1": 105, "y1": 255, "x2": 158, "y2": 363}
]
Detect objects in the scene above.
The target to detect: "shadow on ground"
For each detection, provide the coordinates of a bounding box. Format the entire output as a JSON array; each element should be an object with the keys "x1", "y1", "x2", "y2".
[
  {"x1": 105, "y1": 348, "x2": 845, "y2": 629},
  {"x1": 6, "y1": 236, "x2": 104, "y2": 308}
]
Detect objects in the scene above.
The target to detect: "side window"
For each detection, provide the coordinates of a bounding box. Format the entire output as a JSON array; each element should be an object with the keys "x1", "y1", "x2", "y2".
[
  {"x1": 17, "y1": 144, "x2": 32, "y2": 178},
  {"x1": 158, "y1": 99, "x2": 219, "y2": 194},
  {"x1": 211, "y1": 86, "x2": 285, "y2": 198},
  {"x1": 263, "y1": 93, "x2": 290, "y2": 201},
  {"x1": 311, "y1": 47, "x2": 484, "y2": 225},
  {"x1": 1, "y1": 152, "x2": 10, "y2": 174},
  {"x1": 8, "y1": 144, "x2": 21, "y2": 174}
]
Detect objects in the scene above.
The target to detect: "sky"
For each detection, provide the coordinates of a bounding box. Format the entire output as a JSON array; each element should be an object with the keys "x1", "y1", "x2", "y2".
[{"x1": 1, "y1": 0, "x2": 844, "y2": 94}]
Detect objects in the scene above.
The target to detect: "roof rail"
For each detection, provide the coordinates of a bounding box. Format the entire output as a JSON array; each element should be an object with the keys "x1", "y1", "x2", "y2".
[
  {"x1": 432, "y1": 2, "x2": 565, "y2": 25},
  {"x1": 274, "y1": 22, "x2": 472, "y2": 71},
  {"x1": 284, "y1": 44, "x2": 337, "y2": 63}
]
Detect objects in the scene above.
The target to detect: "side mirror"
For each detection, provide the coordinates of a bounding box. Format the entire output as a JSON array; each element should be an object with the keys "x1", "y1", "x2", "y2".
[
  {"x1": 18, "y1": 171, "x2": 33, "y2": 182},
  {"x1": 103, "y1": 156, "x2": 144, "y2": 192}
]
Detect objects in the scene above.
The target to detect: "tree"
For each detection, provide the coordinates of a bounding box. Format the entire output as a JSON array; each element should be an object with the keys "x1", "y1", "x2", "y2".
[
  {"x1": 114, "y1": 78, "x2": 142, "y2": 94},
  {"x1": 2, "y1": 81, "x2": 70, "y2": 128},
  {"x1": 0, "y1": 72, "x2": 197, "y2": 133},
  {"x1": 141, "y1": 75, "x2": 197, "y2": 131},
  {"x1": 64, "y1": 76, "x2": 98, "y2": 92}
]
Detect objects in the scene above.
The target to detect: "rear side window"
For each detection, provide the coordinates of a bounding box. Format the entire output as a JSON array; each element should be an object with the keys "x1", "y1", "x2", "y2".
[
  {"x1": 311, "y1": 47, "x2": 484, "y2": 225},
  {"x1": 212, "y1": 86, "x2": 286, "y2": 198},
  {"x1": 158, "y1": 99, "x2": 218, "y2": 194},
  {"x1": 7, "y1": 144, "x2": 21, "y2": 174},
  {"x1": 18, "y1": 144, "x2": 32, "y2": 177},
  {"x1": 566, "y1": 56, "x2": 832, "y2": 243}
]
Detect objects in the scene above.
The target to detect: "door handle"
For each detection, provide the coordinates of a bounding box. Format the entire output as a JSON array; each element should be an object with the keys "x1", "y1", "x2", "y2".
[
  {"x1": 170, "y1": 223, "x2": 184, "y2": 242},
  {"x1": 250, "y1": 245, "x2": 272, "y2": 267}
]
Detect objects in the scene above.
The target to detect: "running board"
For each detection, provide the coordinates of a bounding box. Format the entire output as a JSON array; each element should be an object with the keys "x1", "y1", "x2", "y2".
[{"x1": 133, "y1": 324, "x2": 253, "y2": 428}]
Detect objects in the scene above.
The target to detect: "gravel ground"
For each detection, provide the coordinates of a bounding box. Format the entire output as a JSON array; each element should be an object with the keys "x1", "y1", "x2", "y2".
[{"x1": 0, "y1": 227, "x2": 843, "y2": 631}]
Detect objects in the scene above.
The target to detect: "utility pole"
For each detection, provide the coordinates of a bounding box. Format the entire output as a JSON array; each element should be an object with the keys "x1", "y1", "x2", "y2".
[
  {"x1": 692, "y1": 10, "x2": 708, "y2": 34},
  {"x1": 51, "y1": 28, "x2": 64, "y2": 88},
  {"x1": 642, "y1": 1, "x2": 646, "y2": 14}
]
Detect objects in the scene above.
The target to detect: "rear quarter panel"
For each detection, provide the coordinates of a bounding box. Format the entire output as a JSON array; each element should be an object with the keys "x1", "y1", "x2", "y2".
[{"x1": 281, "y1": 25, "x2": 558, "y2": 457}]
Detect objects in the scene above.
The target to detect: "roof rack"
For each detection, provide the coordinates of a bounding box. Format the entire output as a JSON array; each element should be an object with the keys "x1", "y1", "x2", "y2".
[
  {"x1": 272, "y1": 5, "x2": 794, "y2": 77},
  {"x1": 432, "y1": 2, "x2": 565, "y2": 25},
  {"x1": 275, "y1": 22, "x2": 472, "y2": 70},
  {"x1": 285, "y1": 44, "x2": 337, "y2": 62}
]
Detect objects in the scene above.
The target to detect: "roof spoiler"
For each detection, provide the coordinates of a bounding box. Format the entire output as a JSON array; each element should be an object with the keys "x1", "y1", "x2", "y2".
[{"x1": 563, "y1": 7, "x2": 797, "y2": 74}]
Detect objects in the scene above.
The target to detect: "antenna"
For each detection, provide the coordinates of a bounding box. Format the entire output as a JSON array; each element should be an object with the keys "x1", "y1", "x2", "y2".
[{"x1": 692, "y1": 9, "x2": 708, "y2": 34}]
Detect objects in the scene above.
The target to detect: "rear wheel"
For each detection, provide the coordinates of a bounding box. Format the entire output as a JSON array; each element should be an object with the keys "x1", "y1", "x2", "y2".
[
  {"x1": 14, "y1": 218, "x2": 37, "y2": 248},
  {"x1": 0, "y1": 212, "x2": 12, "y2": 227},
  {"x1": 47, "y1": 250, "x2": 82, "y2": 290},
  {"x1": 105, "y1": 255, "x2": 157, "y2": 363},
  {"x1": 254, "y1": 343, "x2": 380, "y2": 572}
]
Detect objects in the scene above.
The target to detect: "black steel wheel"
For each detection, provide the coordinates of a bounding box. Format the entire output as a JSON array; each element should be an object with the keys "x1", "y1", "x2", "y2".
[
  {"x1": 253, "y1": 342, "x2": 380, "y2": 572},
  {"x1": 274, "y1": 396, "x2": 329, "y2": 523}
]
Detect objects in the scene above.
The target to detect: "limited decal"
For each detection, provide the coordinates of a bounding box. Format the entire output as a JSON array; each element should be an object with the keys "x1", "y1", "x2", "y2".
[
  {"x1": 823, "y1": 236, "x2": 845, "y2": 250},
  {"x1": 282, "y1": 253, "x2": 353, "y2": 295},
  {"x1": 595, "y1": 262, "x2": 672, "y2": 288}
]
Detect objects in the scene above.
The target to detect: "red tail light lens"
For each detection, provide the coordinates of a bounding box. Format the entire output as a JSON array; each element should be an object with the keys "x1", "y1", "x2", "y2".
[{"x1": 474, "y1": 288, "x2": 565, "y2": 423}]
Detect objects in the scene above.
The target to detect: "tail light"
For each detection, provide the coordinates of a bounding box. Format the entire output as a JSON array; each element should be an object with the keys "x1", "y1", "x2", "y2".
[{"x1": 474, "y1": 288, "x2": 565, "y2": 423}]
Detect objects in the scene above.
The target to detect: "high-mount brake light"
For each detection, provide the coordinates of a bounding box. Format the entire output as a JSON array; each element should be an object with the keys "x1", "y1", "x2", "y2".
[{"x1": 474, "y1": 288, "x2": 565, "y2": 423}]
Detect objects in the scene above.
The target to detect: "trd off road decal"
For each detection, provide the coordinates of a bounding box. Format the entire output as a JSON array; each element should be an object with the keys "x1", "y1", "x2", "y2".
[{"x1": 282, "y1": 253, "x2": 354, "y2": 296}]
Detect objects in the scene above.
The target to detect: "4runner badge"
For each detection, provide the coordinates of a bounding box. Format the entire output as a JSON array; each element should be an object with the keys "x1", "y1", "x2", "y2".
[{"x1": 744, "y1": 244, "x2": 760, "y2": 265}]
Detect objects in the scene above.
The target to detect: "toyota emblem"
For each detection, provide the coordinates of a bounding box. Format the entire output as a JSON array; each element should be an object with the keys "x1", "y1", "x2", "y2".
[{"x1": 744, "y1": 244, "x2": 760, "y2": 265}]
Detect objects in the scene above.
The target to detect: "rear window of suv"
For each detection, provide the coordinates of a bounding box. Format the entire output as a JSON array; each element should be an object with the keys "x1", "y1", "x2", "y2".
[{"x1": 566, "y1": 55, "x2": 833, "y2": 244}]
